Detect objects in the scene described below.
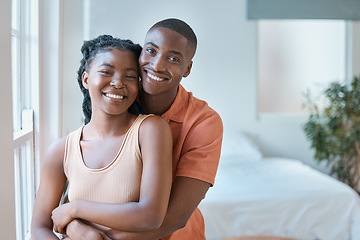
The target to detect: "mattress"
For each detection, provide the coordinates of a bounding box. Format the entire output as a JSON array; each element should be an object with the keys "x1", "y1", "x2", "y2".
[{"x1": 199, "y1": 157, "x2": 360, "y2": 240}]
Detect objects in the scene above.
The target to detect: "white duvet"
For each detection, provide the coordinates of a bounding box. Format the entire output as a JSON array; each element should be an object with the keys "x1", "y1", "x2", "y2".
[{"x1": 199, "y1": 157, "x2": 360, "y2": 240}]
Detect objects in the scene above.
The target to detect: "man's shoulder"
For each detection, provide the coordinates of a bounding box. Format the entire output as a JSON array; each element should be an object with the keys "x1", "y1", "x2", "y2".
[
  {"x1": 188, "y1": 91, "x2": 220, "y2": 116},
  {"x1": 184, "y1": 92, "x2": 222, "y2": 127}
]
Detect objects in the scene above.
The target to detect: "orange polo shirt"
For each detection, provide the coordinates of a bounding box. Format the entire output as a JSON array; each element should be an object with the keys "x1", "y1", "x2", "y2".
[{"x1": 160, "y1": 84, "x2": 223, "y2": 240}]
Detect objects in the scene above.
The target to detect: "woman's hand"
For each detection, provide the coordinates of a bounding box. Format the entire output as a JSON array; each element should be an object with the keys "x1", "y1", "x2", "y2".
[{"x1": 51, "y1": 201, "x2": 77, "y2": 234}]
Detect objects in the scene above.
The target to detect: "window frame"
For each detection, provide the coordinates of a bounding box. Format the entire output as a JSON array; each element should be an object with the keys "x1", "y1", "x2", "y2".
[
  {"x1": 256, "y1": 20, "x2": 349, "y2": 116},
  {"x1": 11, "y1": 0, "x2": 39, "y2": 239}
]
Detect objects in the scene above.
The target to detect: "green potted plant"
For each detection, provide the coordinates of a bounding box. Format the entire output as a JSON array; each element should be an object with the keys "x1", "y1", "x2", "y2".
[{"x1": 303, "y1": 76, "x2": 360, "y2": 194}]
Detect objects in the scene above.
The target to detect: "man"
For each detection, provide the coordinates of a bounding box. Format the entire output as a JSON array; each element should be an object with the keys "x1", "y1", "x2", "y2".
[{"x1": 67, "y1": 18, "x2": 223, "y2": 240}]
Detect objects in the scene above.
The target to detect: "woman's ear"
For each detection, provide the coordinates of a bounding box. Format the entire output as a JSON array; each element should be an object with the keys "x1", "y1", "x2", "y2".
[
  {"x1": 82, "y1": 72, "x2": 89, "y2": 89},
  {"x1": 183, "y1": 61, "x2": 193, "y2": 78}
]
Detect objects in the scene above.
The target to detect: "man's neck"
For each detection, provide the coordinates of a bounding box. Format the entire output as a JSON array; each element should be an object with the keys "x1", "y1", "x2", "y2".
[{"x1": 140, "y1": 88, "x2": 178, "y2": 116}]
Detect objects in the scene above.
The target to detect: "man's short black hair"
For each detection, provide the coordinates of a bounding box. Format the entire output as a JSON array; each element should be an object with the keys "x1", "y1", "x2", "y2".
[{"x1": 150, "y1": 18, "x2": 197, "y2": 54}]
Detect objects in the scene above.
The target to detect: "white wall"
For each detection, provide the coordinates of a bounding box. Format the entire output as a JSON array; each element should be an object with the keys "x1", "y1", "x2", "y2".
[
  {"x1": 60, "y1": 0, "x2": 84, "y2": 137},
  {"x1": 0, "y1": 0, "x2": 16, "y2": 238},
  {"x1": 61, "y1": 0, "x2": 360, "y2": 172}
]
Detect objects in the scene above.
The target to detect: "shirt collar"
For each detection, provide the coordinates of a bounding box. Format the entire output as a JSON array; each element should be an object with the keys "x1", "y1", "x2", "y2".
[{"x1": 161, "y1": 84, "x2": 188, "y2": 123}]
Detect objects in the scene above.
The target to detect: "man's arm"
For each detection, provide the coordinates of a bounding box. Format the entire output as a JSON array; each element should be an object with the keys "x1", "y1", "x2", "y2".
[{"x1": 103, "y1": 176, "x2": 210, "y2": 240}]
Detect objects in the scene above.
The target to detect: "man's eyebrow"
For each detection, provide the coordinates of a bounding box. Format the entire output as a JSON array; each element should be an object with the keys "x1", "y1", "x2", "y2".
[
  {"x1": 169, "y1": 50, "x2": 183, "y2": 58},
  {"x1": 146, "y1": 42, "x2": 159, "y2": 49},
  {"x1": 145, "y1": 42, "x2": 183, "y2": 57}
]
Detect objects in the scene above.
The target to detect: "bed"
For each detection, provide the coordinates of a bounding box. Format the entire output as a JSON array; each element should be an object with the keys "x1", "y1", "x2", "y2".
[{"x1": 198, "y1": 131, "x2": 360, "y2": 240}]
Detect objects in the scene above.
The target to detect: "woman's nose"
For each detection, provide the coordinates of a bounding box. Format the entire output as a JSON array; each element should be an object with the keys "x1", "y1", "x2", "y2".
[{"x1": 110, "y1": 77, "x2": 125, "y2": 89}]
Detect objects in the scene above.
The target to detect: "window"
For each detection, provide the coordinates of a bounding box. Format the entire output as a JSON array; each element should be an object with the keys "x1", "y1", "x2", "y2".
[
  {"x1": 257, "y1": 20, "x2": 347, "y2": 114},
  {"x1": 12, "y1": 0, "x2": 39, "y2": 239}
]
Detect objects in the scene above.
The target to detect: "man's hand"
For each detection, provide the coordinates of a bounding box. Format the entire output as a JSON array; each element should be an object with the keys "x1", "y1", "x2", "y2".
[{"x1": 66, "y1": 219, "x2": 113, "y2": 240}]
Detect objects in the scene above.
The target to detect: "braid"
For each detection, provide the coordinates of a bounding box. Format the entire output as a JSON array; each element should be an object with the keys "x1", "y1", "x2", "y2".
[{"x1": 77, "y1": 35, "x2": 143, "y2": 124}]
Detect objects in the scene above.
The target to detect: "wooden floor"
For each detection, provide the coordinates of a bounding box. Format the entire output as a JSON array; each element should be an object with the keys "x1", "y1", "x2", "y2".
[{"x1": 222, "y1": 236, "x2": 298, "y2": 240}]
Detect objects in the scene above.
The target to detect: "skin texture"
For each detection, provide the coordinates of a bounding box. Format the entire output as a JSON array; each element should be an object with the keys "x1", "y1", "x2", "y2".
[
  {"x1": 30, "y1": 48, "x2": 173, "y2": 240},
  {"x1": 69, "y1": 27, "x2": 212, "y2": 240}
]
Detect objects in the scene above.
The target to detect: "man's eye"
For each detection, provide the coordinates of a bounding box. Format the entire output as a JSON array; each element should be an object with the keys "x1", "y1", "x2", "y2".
[
  {"x1": 169, "y1": 56, "x2": 180, "y2": 62},
  {"x1": 100, "y1": 70, "x2": 110, "y2": 74},
  {"x1": 146, "y1": 48, "x2": 155, "y2": 54}
]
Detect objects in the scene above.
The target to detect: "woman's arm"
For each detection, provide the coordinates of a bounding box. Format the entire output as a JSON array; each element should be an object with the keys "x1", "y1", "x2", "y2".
[
  {"x1": 103, "y1": 176, "x2": 211, "y2": 240},
  {"x1": 66, "y1": 172, "x2": 211, "y2": 240},
  {"x1": 52, "y1": 115, "x2": 173, "y2": 233},
  {"x1": 31, "y1": 138, "x2": 67, "y2": 240}
]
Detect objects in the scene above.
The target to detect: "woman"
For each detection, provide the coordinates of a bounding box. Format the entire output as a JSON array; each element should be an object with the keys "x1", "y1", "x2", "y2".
[{"x1": 31, "y1": 35, "x2": 173, "y2": 240}]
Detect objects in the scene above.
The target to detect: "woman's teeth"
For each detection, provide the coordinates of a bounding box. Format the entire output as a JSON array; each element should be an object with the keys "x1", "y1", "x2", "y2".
[{"x1": 105, "y1": 93, "x2": 125, "y2": 99}]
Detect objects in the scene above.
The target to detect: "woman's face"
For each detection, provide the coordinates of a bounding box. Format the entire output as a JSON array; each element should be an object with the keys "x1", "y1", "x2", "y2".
[{"x1": 82, "y1": 49, "x2": 139, "y2": 117}]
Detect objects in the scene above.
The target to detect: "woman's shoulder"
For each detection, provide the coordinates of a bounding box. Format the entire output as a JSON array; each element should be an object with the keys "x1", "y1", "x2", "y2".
[
  {"x1": 139, "y1": 114, "x2": 169, "y2": 130},
  {"x1": 43, "y1": 137, "x2": 67, "y2": 166},
  {"x1": 138, "y1": 114, "x2": 171, "y2": 143}
]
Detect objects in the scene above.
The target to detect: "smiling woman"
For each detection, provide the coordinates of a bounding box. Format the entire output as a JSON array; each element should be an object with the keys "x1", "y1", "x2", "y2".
[{"x1": 31, "y1": 35, "x2": 173, "y2": 240}]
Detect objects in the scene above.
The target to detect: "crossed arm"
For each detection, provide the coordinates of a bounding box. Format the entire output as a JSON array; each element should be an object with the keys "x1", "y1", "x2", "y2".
[{"x1": 65, "y1": 176, "x2": 211, "y2": 240}]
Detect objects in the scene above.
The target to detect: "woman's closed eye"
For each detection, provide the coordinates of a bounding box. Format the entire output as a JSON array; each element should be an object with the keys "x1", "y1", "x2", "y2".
[
  {"x1": 99, "y1": 70, "x2": 112, "y2": 75},
  {"x1": 126, "y1": 75, "x2": 138, "y2": 80}
]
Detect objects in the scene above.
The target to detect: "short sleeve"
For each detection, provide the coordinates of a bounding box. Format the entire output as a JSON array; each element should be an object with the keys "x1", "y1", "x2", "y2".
[{"x1": 175, "y1": 113, "x2": 223, "y2": 186}]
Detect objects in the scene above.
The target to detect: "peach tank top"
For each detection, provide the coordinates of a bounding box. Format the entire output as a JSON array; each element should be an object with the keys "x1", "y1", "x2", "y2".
[{"x1": 63, "y1": 114, "x2": 151, "y2": 204}]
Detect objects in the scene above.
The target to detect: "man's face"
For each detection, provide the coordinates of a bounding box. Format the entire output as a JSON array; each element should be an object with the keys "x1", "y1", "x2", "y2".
[{"x1": 139, "y1": 27, "x2": 193, "y2": 96}]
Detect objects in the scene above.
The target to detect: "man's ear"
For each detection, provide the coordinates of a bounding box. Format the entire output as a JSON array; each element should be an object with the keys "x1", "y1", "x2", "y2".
[
  {"x1": 82, "y1": 72, "x2": 89, "y2": 89},
  {"x1": 183, "y1": 61, "x2": 193, "y2": 78}
]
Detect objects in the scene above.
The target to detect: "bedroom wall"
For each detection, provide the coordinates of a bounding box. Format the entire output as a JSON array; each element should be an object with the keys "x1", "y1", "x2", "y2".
[{"x1": 61, "y1": 0, "x2": 360, "y2": 172}]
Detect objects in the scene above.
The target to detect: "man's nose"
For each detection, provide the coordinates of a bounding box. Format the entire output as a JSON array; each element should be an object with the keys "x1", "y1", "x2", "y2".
[{"x1": 150, "y1": 56, "x2": 166, "y2": 72}]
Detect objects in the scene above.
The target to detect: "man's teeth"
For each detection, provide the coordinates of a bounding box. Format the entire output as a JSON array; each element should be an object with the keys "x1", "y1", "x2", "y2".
[
  {"x1": 147, "y1": 72, "x2": 165, "y2": 82},
  {"x1": 106, "y1": 93, "x2": 125, "y2": 99}
]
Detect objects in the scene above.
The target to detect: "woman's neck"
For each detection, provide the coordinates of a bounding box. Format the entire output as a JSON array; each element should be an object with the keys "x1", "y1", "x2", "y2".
[{"x1": 85, "y1": 112, "x2": 135, "y2": 139}]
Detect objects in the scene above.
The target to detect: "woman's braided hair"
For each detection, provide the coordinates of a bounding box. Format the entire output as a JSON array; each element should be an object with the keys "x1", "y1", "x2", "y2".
[{"x1": 77, "y1": 35, "x2": 144, "y2": 124}]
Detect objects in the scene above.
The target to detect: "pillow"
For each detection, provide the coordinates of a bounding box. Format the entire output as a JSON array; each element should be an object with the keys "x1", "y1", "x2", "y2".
[{"x1": 220, "y1": 130, "x2": 263, "y2": 161}]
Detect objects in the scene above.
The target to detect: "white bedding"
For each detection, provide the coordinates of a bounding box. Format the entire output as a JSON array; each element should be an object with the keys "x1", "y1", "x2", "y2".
[{"x1": 199, "y1": 157, "x2": 360, "y2": 240}]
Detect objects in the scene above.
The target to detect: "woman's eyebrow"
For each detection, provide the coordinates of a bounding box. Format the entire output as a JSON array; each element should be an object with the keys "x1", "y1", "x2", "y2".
[
  {"x1": 126, "y1": 68, "x2": 138, "y2": 72},
  {"x1": 99, "y1": 63, "x2": 115, "y2": 68}
]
